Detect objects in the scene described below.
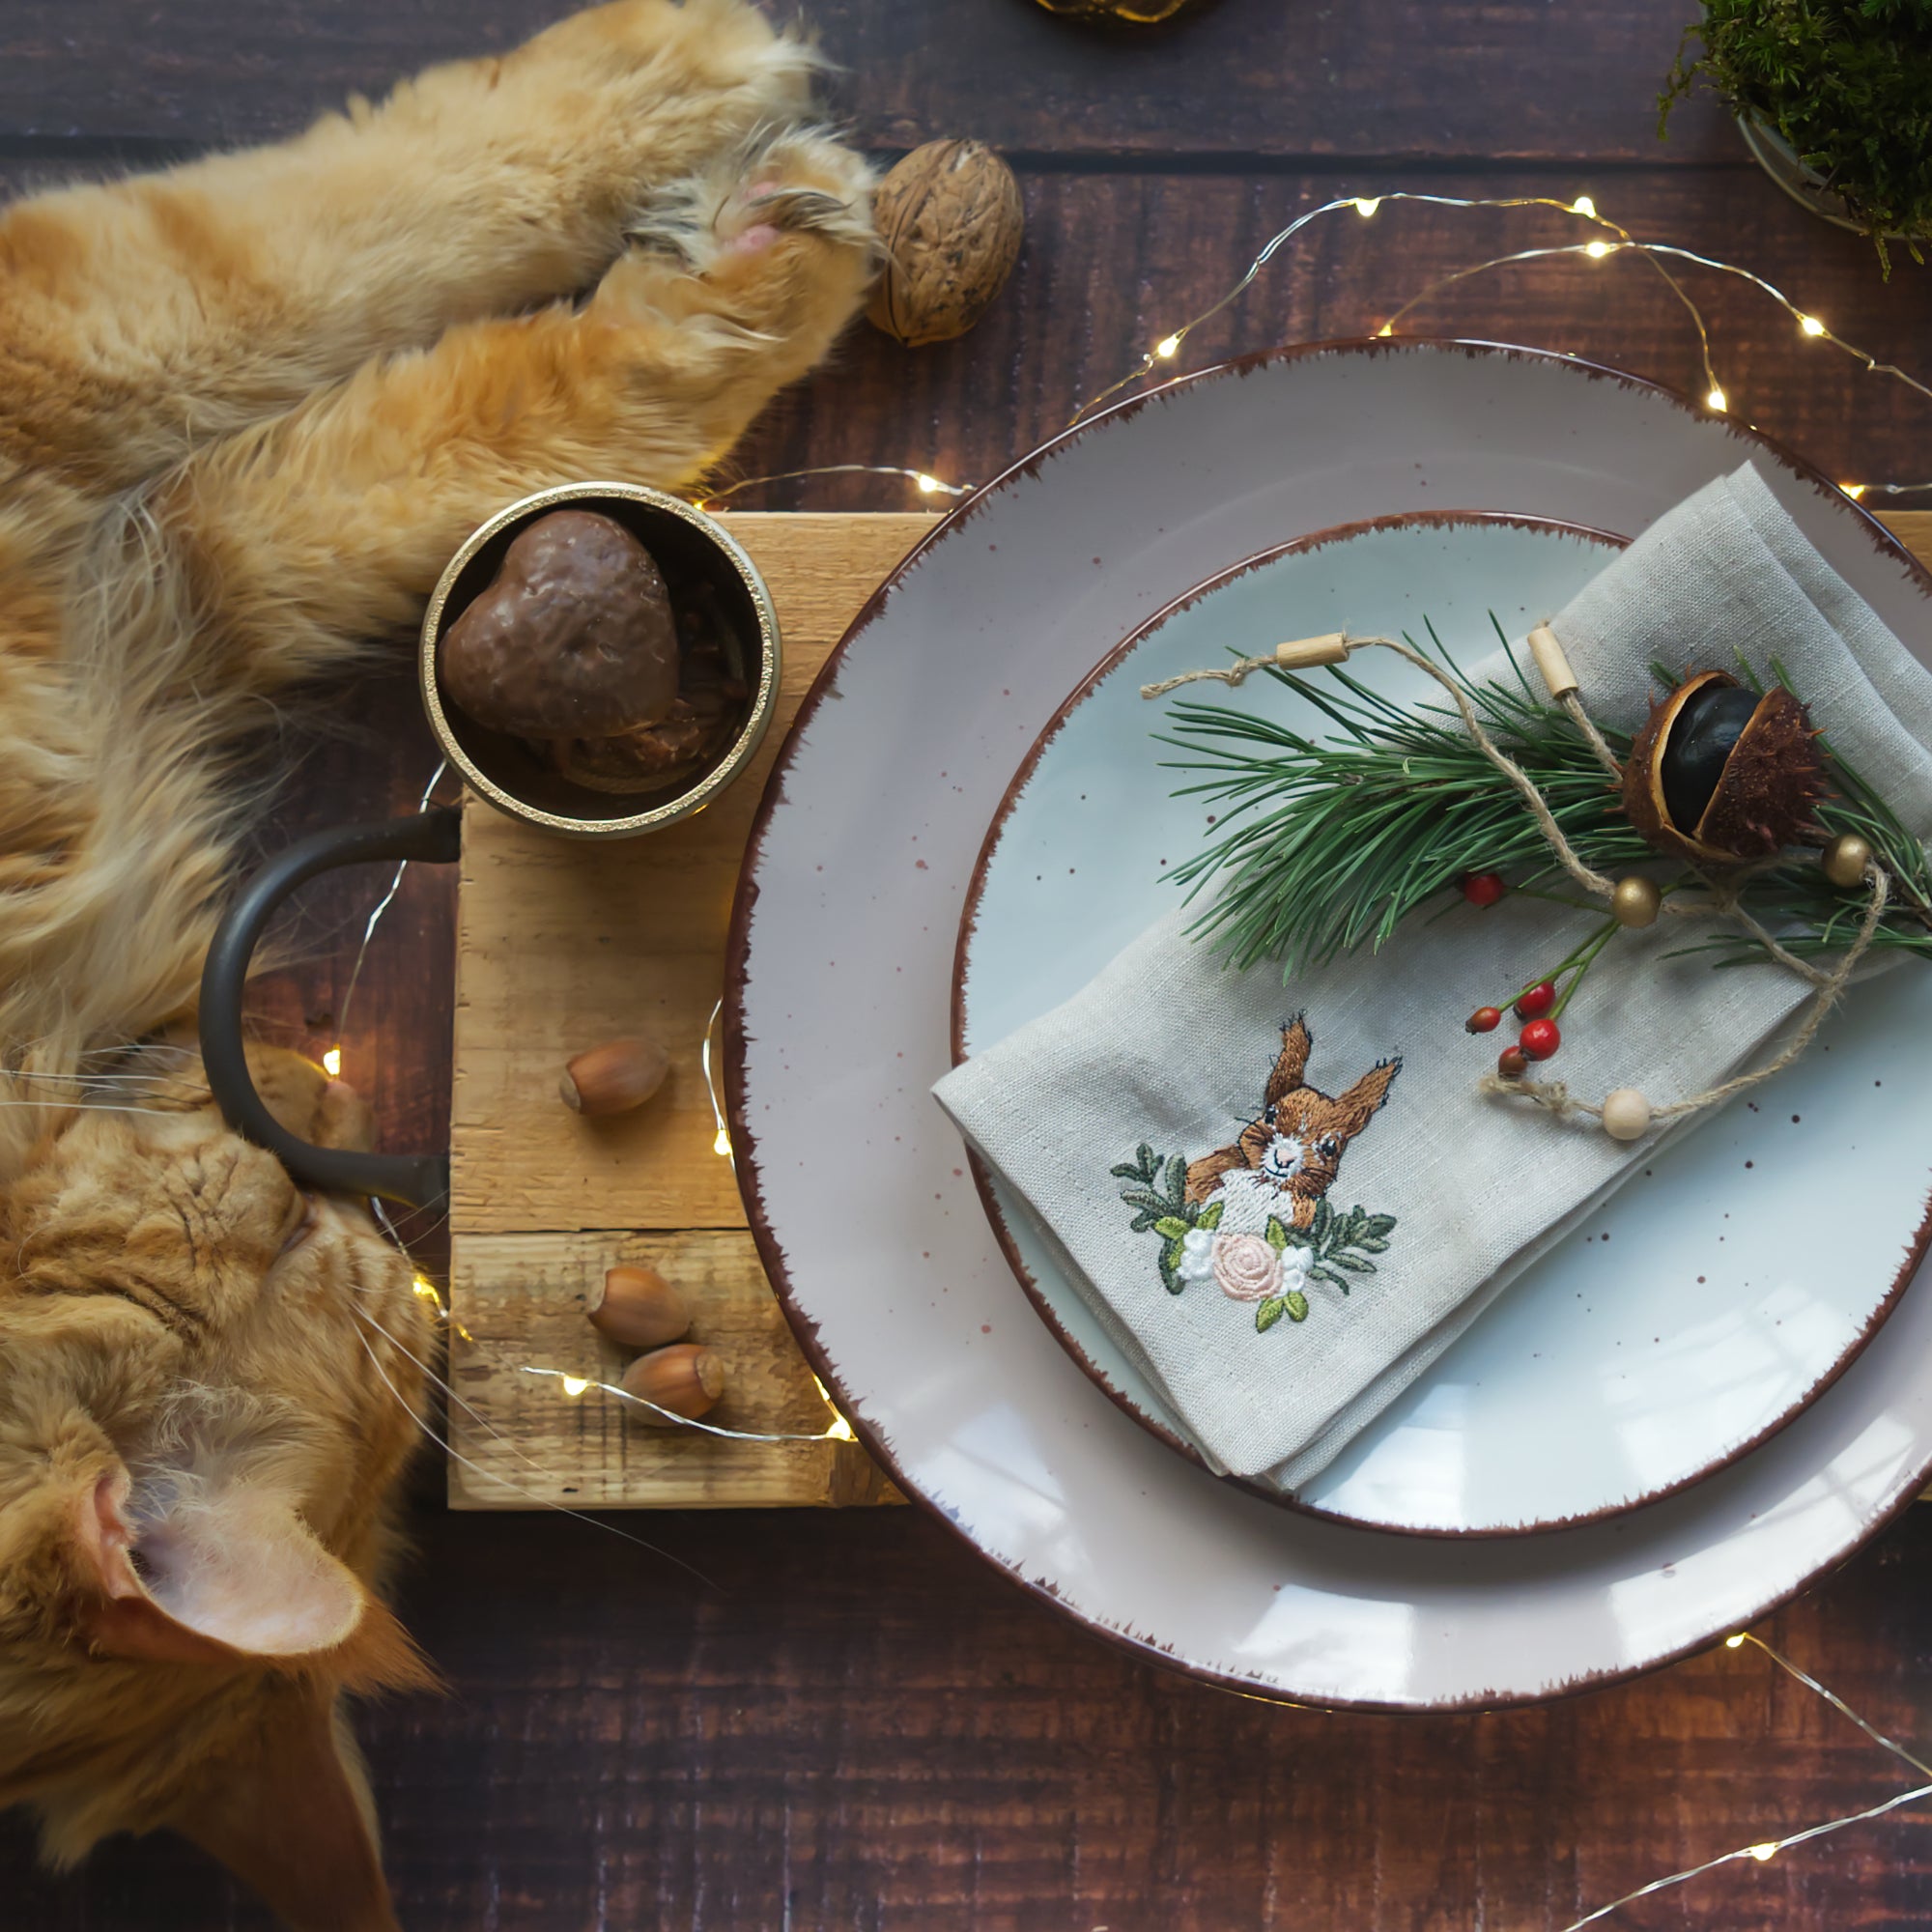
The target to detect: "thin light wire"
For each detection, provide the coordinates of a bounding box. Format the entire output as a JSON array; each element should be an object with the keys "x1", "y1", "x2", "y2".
[
  {"x1": 701, "y1": 996, "x2": 731, "y2": 1164},
  {"x1": 331, "y1": 758, "x2": 448, "y2": 1066},
  {"x1": 1553, "y1": 1633, "x2": 1932, "y2": 1928},
  {"x1": 521, "y1": 1364, "x2": 850, "y2": 1442},
  {"x1": 695, "y1": 464, "x2": 974, "y2": 510},
  {"x1": 1559, "y1": 1781, "x2": 1932, "y2": 1931}
]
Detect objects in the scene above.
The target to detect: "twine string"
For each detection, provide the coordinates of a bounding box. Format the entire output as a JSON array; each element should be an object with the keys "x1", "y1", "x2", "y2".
[{"x1": 1145, "y1": 634, "x2": 1891, "y2": 1132}]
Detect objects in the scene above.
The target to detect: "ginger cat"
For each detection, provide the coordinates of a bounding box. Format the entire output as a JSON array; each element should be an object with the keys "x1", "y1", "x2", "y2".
[{"x1": 0, "y1": 4, "x2": 877, "y2": 1925}]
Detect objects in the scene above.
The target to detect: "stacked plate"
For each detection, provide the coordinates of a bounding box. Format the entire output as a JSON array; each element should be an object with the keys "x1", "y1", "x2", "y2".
[{"x1": 724, "y1": 341, "x2": 1932, "y2": 1710}]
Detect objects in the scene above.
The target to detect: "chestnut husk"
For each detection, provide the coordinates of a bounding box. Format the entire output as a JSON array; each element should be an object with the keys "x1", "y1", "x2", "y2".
[{"x1": 1620, "y1": 669, "x2": 1825, "y2": 864}]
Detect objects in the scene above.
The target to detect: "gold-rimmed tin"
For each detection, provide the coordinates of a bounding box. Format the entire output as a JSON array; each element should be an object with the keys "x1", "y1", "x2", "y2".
[{"x1": 419, "y1": 481, "x2": 781, "y2": 839}]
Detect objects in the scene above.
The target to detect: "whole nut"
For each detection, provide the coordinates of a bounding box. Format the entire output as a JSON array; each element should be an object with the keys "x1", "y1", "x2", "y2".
[
  {"x1": 622, "y1": 1344, "x2": 725, "y2": 1425},
  {"x1": 559, "y1": 1037, "x2": 669, "y2": 1116},
  {"x1": 440, "y1": 510, "x2": 679, "y2": 738},
  {"x1": 587, "y1": 1264, "x2": 691, "y2": 1350},
  {"x1": 867, "y1": 139, "x2": 1023, "y2": 348}
]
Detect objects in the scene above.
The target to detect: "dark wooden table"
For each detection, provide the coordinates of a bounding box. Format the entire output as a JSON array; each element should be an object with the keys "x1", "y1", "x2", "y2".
[{"x1": 8, "y1": 3, "x2": 1932, "y2": 1925}]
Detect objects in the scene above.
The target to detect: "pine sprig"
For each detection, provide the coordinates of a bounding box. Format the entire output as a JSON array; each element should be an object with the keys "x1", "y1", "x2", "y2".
[{"x1": 1159, "y1": 619, "x2": 1932, "y2": 980}]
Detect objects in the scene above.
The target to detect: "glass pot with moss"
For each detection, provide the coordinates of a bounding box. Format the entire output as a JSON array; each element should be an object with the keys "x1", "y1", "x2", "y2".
[{"x1": 1662, "y1": 0, "x2": 1932, "y2": 272}]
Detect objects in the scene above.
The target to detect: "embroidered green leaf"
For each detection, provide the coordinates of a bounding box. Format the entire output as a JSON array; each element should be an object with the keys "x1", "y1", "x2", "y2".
[
  {"x1": 1153, "y1": 1216, "x2": 1189, "y2": 1239},
  {"x1": 1196, "y1": 1200, "x2": 1224, "y2": 1232},
  {"x1": 1363, "y1": 1213, "x2": 1398, "y2": 1240},
  {"x1": 1264, "y1": 1216, "x2": 1290, "y2": 1252},
  {"x1": 1256, "y1": 1295, "x2": 1286, "y2": 1333},
  {"x1": 1310, "y1": 1266, "x2": 1350, "y2": 1293},
  {"x1": 1327, "y1": 1252, "x2": 1376, "y2": 1274},
  {"x1": 1311, "y1": 1198, "x2": 1333, "y2": 1244},
  {"x1": 1354, "y1": 1236, "x2": 1390, "y2": 1254},
  {"x1": 1162, "y1": 1236, "x2": 1187, "y2": 1274},
  {"x1": 1285, "y1": 1290, "x2": 1310, "y2": 1321}
]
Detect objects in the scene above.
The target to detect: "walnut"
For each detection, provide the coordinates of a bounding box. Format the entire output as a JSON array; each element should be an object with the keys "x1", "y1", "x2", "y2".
[{"x1": 867, "y1": 139, "x2": 1024, "y2": 348}]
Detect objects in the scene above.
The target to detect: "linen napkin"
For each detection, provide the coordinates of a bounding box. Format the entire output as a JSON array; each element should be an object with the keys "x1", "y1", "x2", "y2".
[{"x1": 934, "y1": 464, "x2": 1932, "y2": 1491}]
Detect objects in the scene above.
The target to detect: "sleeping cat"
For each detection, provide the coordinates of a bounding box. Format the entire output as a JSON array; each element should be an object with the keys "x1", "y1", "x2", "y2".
[{"x1": 0, "y1": 3, "x2": 877, "y2": 1924}]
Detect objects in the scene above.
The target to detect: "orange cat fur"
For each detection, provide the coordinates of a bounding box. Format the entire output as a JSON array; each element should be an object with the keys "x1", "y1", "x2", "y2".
[{"x1": 0, "y1": 3, "x2": 878, "y2": 1924}]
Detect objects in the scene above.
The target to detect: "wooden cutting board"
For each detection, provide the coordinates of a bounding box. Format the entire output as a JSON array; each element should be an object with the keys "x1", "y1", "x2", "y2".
[
  {"x1": 447, "y1": 512, "x2": 937, "y2": 1509},
  {"x1": 446, "y1": 508, "x2": 1932, "y2": 1511}
]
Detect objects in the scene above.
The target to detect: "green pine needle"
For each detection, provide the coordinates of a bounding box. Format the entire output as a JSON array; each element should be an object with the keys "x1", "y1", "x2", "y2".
[{"x1": 1159, "y1": 619, "x2": 1932, "y2": 981}]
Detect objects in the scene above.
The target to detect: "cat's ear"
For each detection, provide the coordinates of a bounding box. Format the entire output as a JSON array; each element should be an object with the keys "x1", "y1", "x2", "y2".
[
  {"x1": 1335, "y1": 1056, "x2": 1403, "y2": 1137},
  {"x1": 72, "y1": 1467, "x2": 369, "y2": 1667},
  {"x1": 1265, "y1": 1015, "x2": 1313, "y2": 1106}
]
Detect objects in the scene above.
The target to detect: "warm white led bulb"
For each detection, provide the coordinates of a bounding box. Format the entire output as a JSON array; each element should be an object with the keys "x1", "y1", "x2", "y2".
[
  {"x1": 1376, "y1": 323, "x2": 1394, "y2": 338},
  {"x1": 1571, "y1": 195, "x2": 1597, "y2": 218},
  {"x1": 1154, "y1": 334, "x2": 1181, "y2": 359},
  {"x1": 323, "y1": 1046, "x2": 343, "y2": 1077},
  {"x1": 1842, "y1": 482, "x2": 1868, "y2": 500},
  {"x1": 1724, "y1": 1633, "x2": 1746, "y2": 1648},
  {"x1": 1353, "y1": 197, "x2": 1381, "y2": 218},
  {"x1": 1585, "y1": 241, "x2": 1613, "y2": 259},
  {"x1": 713, "y1": 1124, "x2": 732, "y2": 1156},
  {"x1": 1747, "y1": 1843, "x2": 1777, "y2": 1863},
  {"x1": 1799, "y1": 313, "x2": 1826, "y2": 336},
  {"x1": 915, "y1": 472, "x2": 944, "y2": 495},
  {"x1": 561, "y1": 1376, "x2": 590, "y2": 1398},
  {"x1": 1706, "y1": 386, "x2": 1728, "y2": 412}
]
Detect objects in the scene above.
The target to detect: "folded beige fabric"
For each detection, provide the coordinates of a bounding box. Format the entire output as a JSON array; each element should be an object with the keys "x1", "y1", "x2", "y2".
[{"x1": 934, "y1": 465, "x2": 1932, "y2": 1490}]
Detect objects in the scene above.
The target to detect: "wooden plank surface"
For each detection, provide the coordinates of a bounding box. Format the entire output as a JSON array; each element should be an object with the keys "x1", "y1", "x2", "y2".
[
  {"x1": 0, "y1": 0, "x2": 1743, "y2": 160},
  {"x1": 448, "y1": 514, "x2": 934, "y2": 1507},
  {"x1": 10, "y1": 4, "x2": 1932, "y2": 1928}
]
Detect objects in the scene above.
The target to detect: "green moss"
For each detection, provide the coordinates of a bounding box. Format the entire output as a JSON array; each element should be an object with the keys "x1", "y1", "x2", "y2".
[{"x1": 1661, "y1": 0, "x2": 1932, "y2": 271}]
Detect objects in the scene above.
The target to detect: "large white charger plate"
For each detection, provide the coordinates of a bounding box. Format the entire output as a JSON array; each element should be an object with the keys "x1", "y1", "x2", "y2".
[
  {"x1": 953, "y1": 511, "x2": 1932, "y2": 1537},
  {"x1": 726, "y1": 340, "x2": 1932, "y2": 1709}
]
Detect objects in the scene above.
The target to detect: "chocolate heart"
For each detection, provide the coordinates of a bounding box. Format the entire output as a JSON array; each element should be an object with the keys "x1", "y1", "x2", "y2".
[{"x1": 439, "y1": 510, "x2": 679, "y2": 738}]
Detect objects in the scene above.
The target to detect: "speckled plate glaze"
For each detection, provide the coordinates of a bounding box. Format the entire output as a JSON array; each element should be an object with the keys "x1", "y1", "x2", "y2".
[
  {"x1": 954, "y1": 511, "x2": 1932, "y2": 1538},
  {"x1": 726, "y1": 340, "x2": 1932, "y2": 1710}
]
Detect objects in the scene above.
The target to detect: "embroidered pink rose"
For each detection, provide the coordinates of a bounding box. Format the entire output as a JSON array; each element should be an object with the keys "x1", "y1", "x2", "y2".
[{"x1": 1210, "y1": 1232, "x2": 1282, "y2": 1303}]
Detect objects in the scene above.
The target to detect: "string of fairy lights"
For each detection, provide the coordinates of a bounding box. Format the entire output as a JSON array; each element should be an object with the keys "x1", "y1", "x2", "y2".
[
  {"x1": 308, "y1": 186, "x2": 1932, "y2": 1920},
  {"x1": 692, "y1": 188, "x2": 1932, "y2": 509}
]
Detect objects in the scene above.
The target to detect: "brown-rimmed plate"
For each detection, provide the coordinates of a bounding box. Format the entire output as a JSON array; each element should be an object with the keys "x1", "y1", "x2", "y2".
[
  {"x1": 727, "y1": 339, "x2": 1932, "y2": 1710},
  {"x1": 952, "y1": 509, "x2": 1932, "y2": 1537}
]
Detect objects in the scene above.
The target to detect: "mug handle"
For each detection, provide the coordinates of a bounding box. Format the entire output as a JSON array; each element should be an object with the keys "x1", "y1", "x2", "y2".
[{"x1": 199, "y1": 809, "x2": 464, "y2": 1212}]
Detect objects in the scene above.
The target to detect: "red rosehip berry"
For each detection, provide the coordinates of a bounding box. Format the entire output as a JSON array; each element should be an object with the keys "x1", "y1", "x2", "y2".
[
  {"x1": 1515, "y1": 980, "x2": 1557, "y2": 1020},
  {"x1": 1461, "y1": 871, "x2": 1506, "y2": 908},
  {"x1": 1497, "y1": 1046, "x2": 1529, "y2": 1080},
  {"x1": 1465, "y1": 1006, "x2": 1503, "y2": 1034},
  {"x1": 1520, "y1": 1018, "x2": 1561, "y2": 1061}
]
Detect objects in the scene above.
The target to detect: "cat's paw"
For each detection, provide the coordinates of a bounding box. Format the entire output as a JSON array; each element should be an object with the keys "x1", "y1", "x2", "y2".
[{"x1": 630, "y1": 132, "x2": 881, "y2": 286}]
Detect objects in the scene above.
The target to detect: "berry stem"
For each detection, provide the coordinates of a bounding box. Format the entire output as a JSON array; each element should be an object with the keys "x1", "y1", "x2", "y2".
[{"x1": 1548, "y1": 920, "x2": 1621, "y2": 1020}]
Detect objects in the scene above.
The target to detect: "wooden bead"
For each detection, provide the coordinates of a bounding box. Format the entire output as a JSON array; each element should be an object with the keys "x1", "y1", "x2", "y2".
[
  {"x1": 1822, "y1": 833, "x2": 1873, "y2": 890},
  {"x1": 621, "y1": 1344, "x2": 725, "y2": 1425},
  {"x1": 559, "y1": 1037, "x2": 668, "y2": 1116},
  {"x1": 1601, "y1": 1089, "x2": 1653, "y2": 1142},
  {"x1": 587, "y1": 1264, "x2": 690, "y2": 1350},
  {"x1": 1610, "y1": 875, "x2": 1662, "y2": 928}
]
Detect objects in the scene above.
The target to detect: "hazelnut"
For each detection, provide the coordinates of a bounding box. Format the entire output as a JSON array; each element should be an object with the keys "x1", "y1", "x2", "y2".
[
  {"x1": 587, "y1": 1264, "x2": 690, "y2": 1350},
  {"x1": 621, "y1": 1344, "x2": 725, "y2": 1425},
  {"x1": 867, "y1": 139, "x2": 1023, "y2": 347},
  {"x1": 559, "y1": 1037, "x2": 668, "y2": 1116},
  {"x1": 440, "y1": 510, "x2": 679, "y2": 738}
]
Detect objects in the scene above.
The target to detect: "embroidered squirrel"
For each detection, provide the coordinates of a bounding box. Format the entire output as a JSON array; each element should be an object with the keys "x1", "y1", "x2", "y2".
[{"x1": 1183, "y1": 1016, "x2": 1401, "y2": 1229}]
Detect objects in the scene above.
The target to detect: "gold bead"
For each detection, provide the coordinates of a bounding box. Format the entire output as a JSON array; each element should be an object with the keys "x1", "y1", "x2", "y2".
[
  {"x1": 1822, "y1": 833, "x2": 1873, "y2": 890},
  {"x1": 1601, "y1": 1089, "x2": 1653, "y2": 1142},
  {"x1": 1610, "y1": 875, "x2": 1662, "y2": 928}
]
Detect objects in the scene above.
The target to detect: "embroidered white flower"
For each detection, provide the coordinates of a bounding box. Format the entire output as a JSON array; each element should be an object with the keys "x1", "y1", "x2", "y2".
[
  {"x1": 1177, "y1": 1226, "x2": 1219, "y2": 1284},
  {"x1": 1210, "y1": 1233, "x2": 1282, "y2": 1302},
  {"x1": 1276, "y1": 1248, "x2": 1311, "y2": 1298}
]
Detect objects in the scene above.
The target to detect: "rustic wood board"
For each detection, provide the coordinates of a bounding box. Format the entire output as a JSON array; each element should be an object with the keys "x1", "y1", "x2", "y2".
[{"x1": 448, "y1": 512, "x2": 936, "y2": 1509}]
